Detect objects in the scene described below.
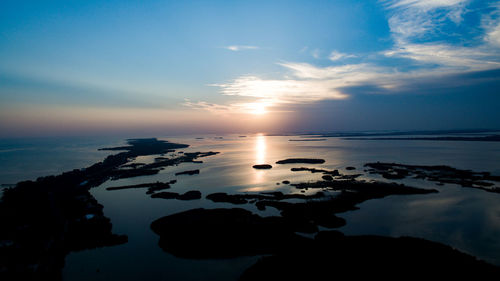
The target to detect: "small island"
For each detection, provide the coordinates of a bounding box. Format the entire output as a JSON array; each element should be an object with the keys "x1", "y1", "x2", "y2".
[
  {"x1": 276, "y1": 158, "x2": 326, "y2": 164},
  {"x1": 253, "y1": 164, "x2": 273, "y2": 169}
]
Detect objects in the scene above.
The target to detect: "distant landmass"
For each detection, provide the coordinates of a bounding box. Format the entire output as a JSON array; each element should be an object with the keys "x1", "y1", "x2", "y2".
[
  {"x1": 344, "y1": 135, "x2": 500, "y2": 142},
  {"x1": 271, "y1": 129, "x2": 500, "y2": 138}
]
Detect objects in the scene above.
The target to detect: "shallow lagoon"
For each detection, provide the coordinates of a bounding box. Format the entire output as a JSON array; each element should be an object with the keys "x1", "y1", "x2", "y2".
[{"x1": 2, "y1": 134, "x2": 500, "y2": 280}]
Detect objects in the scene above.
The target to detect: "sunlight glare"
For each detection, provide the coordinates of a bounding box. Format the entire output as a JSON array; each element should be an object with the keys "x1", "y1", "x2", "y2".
[
  {"x1": 246, "y1": 102, "x2": 267, "y2": 115},
  {"x1": 255, "y1": 133, "x2": 266, "y2": 164}
]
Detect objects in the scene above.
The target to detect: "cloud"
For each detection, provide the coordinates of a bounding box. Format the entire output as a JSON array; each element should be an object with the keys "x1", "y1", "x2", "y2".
[
  {"x1": 224, "y1": 45, "x2": 259, "y2": 51},
  {"x1": 183, "y1": 100, "x2": 235, "y2": 114},
  {"x1": 384, "y1": 0, "x2": 469, "y2": 40},
  {"x1": 311, "y1": 49, "x2": 321, "y2": 59},
  {"x1": 329, "y1": 51, "x2": 357, "y2": 61},
  {"x1": 213, "y1": 74, "x2": 349, "y2": 101},
  {"x1": 383, "y1": 0, "x2": 500, "y2": 71},
  {"x1": 487, "y1": 22, "x2": 500, "y2": 46},
  {"x1": 483, "y1": 2, "x2": 500, "y2": 47},
  {"x1": 384, "y1": 42, "x2": 500, "y2": 70},
  {"x1": 383, "y1": 0, "x2": 469, "y2": 10},
  {"x1": 183, "y1": 98, "x2": 278, "y2": 115},
  {"x1": 190, "y1": 0, "x2": 500, "y2": 116}
]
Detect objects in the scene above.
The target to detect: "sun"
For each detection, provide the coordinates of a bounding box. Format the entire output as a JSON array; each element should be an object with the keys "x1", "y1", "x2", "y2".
[{"x1": 246, "y1": 102, "x2": 267, "y2": 115}]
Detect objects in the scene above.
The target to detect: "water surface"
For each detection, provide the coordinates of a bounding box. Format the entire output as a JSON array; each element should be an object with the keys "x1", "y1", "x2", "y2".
[{"x1": 2, "y1": 134, "x2": 500, "y2": 279}]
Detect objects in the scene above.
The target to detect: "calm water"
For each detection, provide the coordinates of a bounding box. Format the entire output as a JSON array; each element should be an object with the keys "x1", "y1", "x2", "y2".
[{"x1": 1, "y1": 134, "x2": 500, "y2": 280}]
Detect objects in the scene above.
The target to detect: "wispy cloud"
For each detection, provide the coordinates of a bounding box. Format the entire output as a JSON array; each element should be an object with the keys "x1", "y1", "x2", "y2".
[
  {"x1": 384, "y1": 42, "x2": 500, "y2": 70},
  {"x1": 213, "y1": 74, "x2": 350, "y2": 101},
  {"x1": 183, "y1": 98, "x2": 277, "y2": 115},
  {"x1": 383, "y1": 0, "x2": 500, "y2": 70},
  {"x1": 224, "y1": 45, "x2": 259, "y2": 51},
  {"x1": 384, "y1": 0, "x2": 469, "y2": 40},
  {"x1": 329, "y1": 50, "x2": 357, "y2": 61},
  {"x1": 483, "y1": 2, "x2": 500, "y2": 47},
  {"x1": 311, "y1": 48, "x2": 321, "y2": 59},
  {"x1": 383, "y1": 0, "x2": 469, "y2": 10}
]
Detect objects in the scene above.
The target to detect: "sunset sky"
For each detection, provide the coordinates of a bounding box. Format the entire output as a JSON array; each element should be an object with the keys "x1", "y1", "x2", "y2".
[{"x1": 1, "y1": 0, "x2": 500, "y2": 137}]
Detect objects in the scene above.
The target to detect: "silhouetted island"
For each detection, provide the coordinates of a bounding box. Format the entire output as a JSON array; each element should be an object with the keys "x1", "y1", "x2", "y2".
[
  {"x1": 175, "y1": 169, "x2": 200, "y2": 176},
  {"x1": 276, "y1": 158, "x2": 325, "y2": 164},
  {"x1": 105, "y1": 180, "x2": 178, "y2": 194},
  {"x1": 365, "y1": 162, "x2": 500, "y2": 192},
  {"x1": 0, "y1": 138, "x2": 218, "y2": 280},
  {"x1": 290, "y1": 167, "x2": 339, "y2": 175},
  {"x1": 239, "y1": 231, "x2": 500, "y2": 280},
  {"x1": 200, "y1": 176, "x2": 436, "y2": 234},
  {"x1": 106, "y1": 181, "x2": 172, "y2": 191},
  {"x1": 151, "y1": 208, "x2": 499, "y2": 278},
  {"x1": 253, "y1": 164, "x2": 273, "y2": 169},
  {"x1": 206, "y1": 191, "x2": 325, "y2": 205},
  {"x1": 151, "y1": 190, "x2": 201, "y2": 200},
  {"x1": 290, "y1": 167, "x2": 361, "y2": 180},
  {"x1": 151, "y1": 208, "x2": 312, "y2": 258}
]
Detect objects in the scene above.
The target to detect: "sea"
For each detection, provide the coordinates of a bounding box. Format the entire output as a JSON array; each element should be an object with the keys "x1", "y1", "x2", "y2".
[{"x1": 1, "y1": 133, "x2": 500, "y2": 280}]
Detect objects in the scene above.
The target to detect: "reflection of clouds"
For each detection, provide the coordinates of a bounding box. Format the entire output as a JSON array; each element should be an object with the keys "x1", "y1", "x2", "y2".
[
  {"x1": 341, "y1": 189, "x2": 500, "y2": 264},
  {"x1": 484, "y1": 195, "x2": 500, "y2": 229},
  {"x1": 407, "y1": 196, "x2": 464, "y2": 210},
  {"x1": 238, "y1": 186, "x2": 274, "y2": 192}
]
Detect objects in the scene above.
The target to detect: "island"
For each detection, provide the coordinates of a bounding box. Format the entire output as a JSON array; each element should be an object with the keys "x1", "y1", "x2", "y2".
[
  {"x1": 276, "y1": 158, "x2": 326, "y2": 164},
  {"x1": 253, "y1": 164, "x2": 273, "y2": 169},
  {"x1": 365, "y1": 162, "x2": 500, "y2": 192},
  {"x1": 0, "y1": 138, "x2": 219, "y2": 280}
]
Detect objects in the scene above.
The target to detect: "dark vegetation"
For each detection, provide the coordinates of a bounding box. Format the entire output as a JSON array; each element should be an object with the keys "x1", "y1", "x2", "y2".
[
  {"x1": 290, "y1": 167, "x2": 361, "y2": 180},
  {"x1": 240, "y1": 231, "x2": 500, "y2": 280},
  {"x1": 151, "y1": 208, "x2": 499, "y2": 278},
  {"x1": 276, "y1": 158, "x2": 325, "y2": 164},
  {"x1": 175, "y1": 169, "x2": 200, "y2": 176},
  {"x1": 252, "y1": 164, "x2": 273, "y2": 169},
  {"x1": 105, "y1": 180, "x2": 177, "y2": 195},
  {"x1": 206, "y1": 166, "x2": 437, "y2": 232},
  {"x1": 206, "y1": 191, "x2": 326, "y2": 205},
  {"x1": 151, "y1": 190, "x2": 201, "y2": 200},
  {"x1": 0, "y1": 138, "x2": 219, "y2": 280},
  {"x1": 365, "y1": 162, "x2": 500, "y2": 192},
  {"x1": 150, "y1": 208, "x2": 312, "y2": 259}
]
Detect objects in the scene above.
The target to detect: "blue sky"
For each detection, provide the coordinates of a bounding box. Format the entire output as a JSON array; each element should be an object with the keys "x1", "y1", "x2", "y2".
[{"x1": 1, "y1": 0, "x2": 499, "y2": 136}]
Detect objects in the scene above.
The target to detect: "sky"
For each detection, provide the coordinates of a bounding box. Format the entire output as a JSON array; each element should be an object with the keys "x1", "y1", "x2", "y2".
[{"x1": 1, "y1": 0, "x2": 500, "y2": 137}]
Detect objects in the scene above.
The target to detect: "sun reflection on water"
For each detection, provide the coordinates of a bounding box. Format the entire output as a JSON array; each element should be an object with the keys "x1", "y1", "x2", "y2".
[
  {"x1": 253, "y1": 134, "x2": 267, "y2": 185},
  {"x1": 255, "y1": 134, "x2": 266, "y2": 164}
]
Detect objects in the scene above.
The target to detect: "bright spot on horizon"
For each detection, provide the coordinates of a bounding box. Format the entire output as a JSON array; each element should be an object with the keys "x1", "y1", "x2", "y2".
[{"x1": 245, "y1": 102, "x2": 268, "y2": 115}]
